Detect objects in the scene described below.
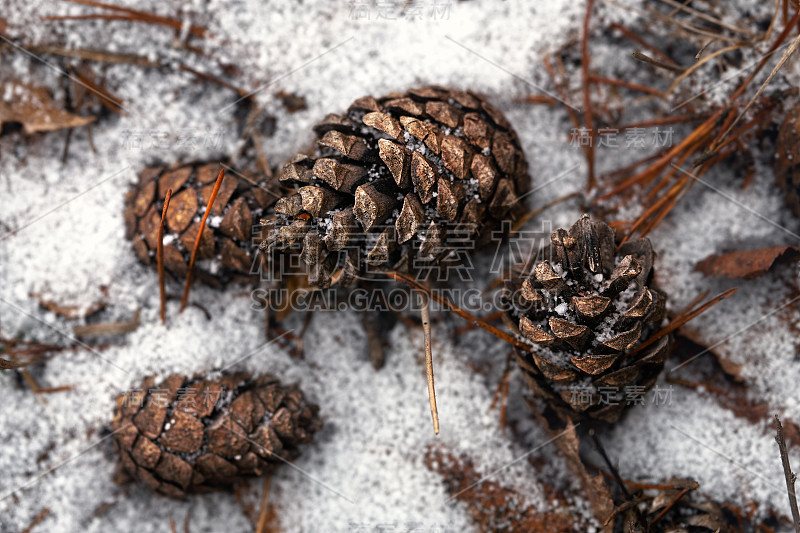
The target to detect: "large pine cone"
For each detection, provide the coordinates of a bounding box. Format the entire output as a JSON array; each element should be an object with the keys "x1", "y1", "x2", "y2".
[
  {"x1": 774, "y1": 101, "x2": 800, "y2": 217},
  {"x1": 111, "y1": 372, "x2": 321, "y2": 499},
  {"x1": 260, "y1": 85, "x2": 530, "y2": 288},
  {"x1": 124, "y1": 162, "x2": 280, "y2": 287},
  {"x1": 502, "y1": 215, "x2": 671, "y2": 424}
]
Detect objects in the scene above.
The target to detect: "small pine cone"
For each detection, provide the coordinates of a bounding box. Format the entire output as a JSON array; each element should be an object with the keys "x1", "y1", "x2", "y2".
[
  {"x1": 774, "y1": 101, "x2": 800, "y2": 217},
  {"x1": 111, "y1": 372, "x2": 321, "y2": 499},
  {"x1": 260, "y1": 85, "x2": 530, "y2": 288},
  {"x1": 124, "y1": 162, "x2": 280, "y2": 287},
  {"x1": 502, "y1": 215, "x2": 671, "y2": 424}
]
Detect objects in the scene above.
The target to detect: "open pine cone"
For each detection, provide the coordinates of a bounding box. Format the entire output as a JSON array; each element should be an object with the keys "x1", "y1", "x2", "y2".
[
  {"x1": 124, "y1": 162, "x2": 280, "y2": 287},
  {"x1": 260, "y1": 85, "x2": 530, "y2": 288},
  {"x1": 774, "y1": 101, "x2": 800, "y2": 217},
  {"x1": 111, "y1": 372, "x2": 321, "y2": 499},
  {"x1": 502, "y1": 215, "x2": 671, "y2": 424}
]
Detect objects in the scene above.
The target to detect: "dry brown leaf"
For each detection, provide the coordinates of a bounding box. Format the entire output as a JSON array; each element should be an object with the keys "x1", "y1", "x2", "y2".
[
  {"x1": 672, "y1": 333, "x2": 800, "y2": 448},
  {"x1": 695, "y1": 245, "x2": 800, "y2": 280},
  {"x1": 274, "y1": 90, "x2": 307, "y2": 114},
  {"x1": 1, "y1": 81, "x2": 95, "y2": 134},
  {"x1": 424, "y1": 443, "x2": 580, "y2": 533},
  {"x1": 524, "y1": 398, "x2": 615, "y2": 531}
]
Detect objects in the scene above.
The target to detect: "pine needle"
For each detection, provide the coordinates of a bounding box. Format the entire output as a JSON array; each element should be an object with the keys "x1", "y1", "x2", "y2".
[
  {"x1": 45, "y1": 0, "x2": 207, "y2": 38},
  {"x1": 420, "y1": 292, "x2": 439, "y2": 435},
  {"x1": 256, "y1": 475, "x2": 272, "y2": 533},
  {"x1": 709, "y1": 31, "x2": 800, "y2": 153},
  {"x1": 386, "y1": 271, "x2": 531, "y2": 351},
  {"x1": 157, "y1": 188, "x2": 173, "y2": 324},
  {"x1": 662, "y1": 43, "x2": 746, "y2": 99},
  {"x1": 180, "y1": 168, "x2": 224, "y2": 312},
  {"x1": 628, "y1": 288, "x2": 737, "y2": 357}
]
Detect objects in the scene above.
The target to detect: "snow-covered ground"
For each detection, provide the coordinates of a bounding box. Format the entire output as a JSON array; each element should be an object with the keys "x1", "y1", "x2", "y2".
[{"x1": 2, "y1": 0, "x2": 800, "y2": 531}]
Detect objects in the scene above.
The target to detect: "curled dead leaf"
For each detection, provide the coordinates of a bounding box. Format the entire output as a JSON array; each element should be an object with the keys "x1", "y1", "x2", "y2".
[
  {"x1": 1, "y1": 81, "x2": 95, "y2": 134},
  {"x1": 695, "y1": 245, "x2": 800, "y2": 280}
]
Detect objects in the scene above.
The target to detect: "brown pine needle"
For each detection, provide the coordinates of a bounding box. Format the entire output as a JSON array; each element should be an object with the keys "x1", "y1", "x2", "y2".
[
  {"x1": 157, "y1": 188, "x2": 173, "y2": 324},
  {"x1": 726, "y1": 9, "x2": 800, "y2": 107},
  {"x1": 46, "y1": 0, "x2": 207, "y2": 37},
  {"x1": 599, "y1": 110, "x2": 719, "y2": 202},
  {"x1": 628, "y1": 288, "x2": 737, "y2": 357},
  {"x1": 180, "y1": 168, "x2": 224, "y2": 312},
  {"x1": 517, "y1": 94, "x2": 559, "y2": 106},
  {"x1": 662, "y1": 43, "x2": 746, "y2": 99},
  {"x1": 648, "y1": 484, "x2": 697, "y2": 527},
  {"x1": 386, "y1": 271, "x2": 531, "y2": 351},
  {"x1": 256, "y1": 475, "x2": 272, "y2": 533},
  {"x1": 455, "y1": 310, "x2": 504, "y2": 335},
  {"x1": 37, "y1": 385, "x2": 75, "y2": 393},
  {"x1": 709, "y1": 32, "x2": 800, "y2": 153},
  {"x1": 420, "y1": 292, "x2": 439, "y2": 435},
  {"x1": 21, "y1": 508, "x2": 51, "y2": 533},
  {"x1": 68, "y1": 66, "x2": 124, "y2": 113},
  {"x1": 13, "y1": 356, "x2": 47, "y2": 406},
  {"x1": 601, "y1": 148, "x2": 670, "y2": 182},
  {"x1": 608, "y1": 23, "x2": 681, "y2": 68},
  {"x1": 632, "y1": 51, "x2": 685, "y2": 73},
  {"x1": 657, "y1": 0, "x2": 756, "y2": 36},
  {"x1": 614, "y1": 113, "x2": 707, "y2": 132},
  {"x1": 589, "y1": 75, "x2": 662, "y2": 96}
]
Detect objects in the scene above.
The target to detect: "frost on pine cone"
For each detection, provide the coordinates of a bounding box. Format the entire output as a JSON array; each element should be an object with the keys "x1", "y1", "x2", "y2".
[
  {"x1": 112, "y1": 372, "x2": 321, "y2": 499},
  {"x1": 502, "y1": 215, "x2": 670, "y2": 424},
  {"x1": 260, "y1": 85, "x2": 530, "y2": 288},
  {"x1": 774, "y1": 101, "x2": 800, "y2": 217},
  {"x1": 124, "y1": 162, "x2": 280, "y2": 287}
]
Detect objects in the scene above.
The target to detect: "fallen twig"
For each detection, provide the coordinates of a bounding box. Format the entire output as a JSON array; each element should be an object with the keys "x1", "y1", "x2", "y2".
[{"x1": 775, "y1": 415, "x2": 800, "y2": 533}]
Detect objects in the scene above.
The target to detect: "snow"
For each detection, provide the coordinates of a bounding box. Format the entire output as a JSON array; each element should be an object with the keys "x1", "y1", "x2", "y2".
[{"x1": 1, "y1": 0, "x2": 800, "y2": 531}]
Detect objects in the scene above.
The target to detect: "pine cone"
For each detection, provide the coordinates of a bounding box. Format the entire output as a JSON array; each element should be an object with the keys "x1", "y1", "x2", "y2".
[
  {"x1": 774, "y1": 101, "x2": 800, "y2": 217},
  {"x1": 111, "y1": 372, "x2": 321, "y2": 499},
  {"x1": 502, "y1": 215, "x2": 671, "y2": 424},
  {"x1": 124, "y1": 162, "x2": 280, "y2": 287},
  {"x1": 260, "y1": 85, "x2": 530, "y2": 288}
]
